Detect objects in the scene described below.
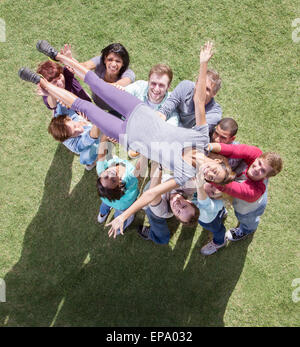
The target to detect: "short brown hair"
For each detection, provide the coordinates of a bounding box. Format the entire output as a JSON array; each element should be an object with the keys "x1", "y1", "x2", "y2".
[
  {"x1": 148, "y1": 64, "x2": 173, "y2": 85},
  {"x1": 260, "y1": 152, "x2": 283, "y2": 177},
  {"x1": 175, "y1": 201, "x2": 200, "y2": 226},
  {"x1": 207, "y1": 69, "x2": 221, "y2": 95},
  {"x1": 218, "y1": 117, "x2": 238, "y2": 137},
  {"x1": 48, "y1": 115, "x2": 71, "y2": 142},
  {"x1": 37, "y1": 60, "x2": 63, "y2": 82}
]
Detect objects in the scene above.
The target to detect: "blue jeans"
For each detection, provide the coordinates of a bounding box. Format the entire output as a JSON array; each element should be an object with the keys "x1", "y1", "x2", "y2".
[
  {"x1": 198, "y1": 207, "x2": 227, "y2": 245},
  {"x1": 145, "y1": 207, "x2": 170, "y2": 244},
  {"x1": 99, "y1": 202, "x2": 134, "y2": 234},
  {"x1": 234, "y1": 194, "x2": 268, "y2": 235}
]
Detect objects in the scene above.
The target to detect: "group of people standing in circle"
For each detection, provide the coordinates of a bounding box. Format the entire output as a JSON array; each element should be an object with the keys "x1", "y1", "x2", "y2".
[{"x1": 18, "y1": 39, "x2": 283, "y2": 256}]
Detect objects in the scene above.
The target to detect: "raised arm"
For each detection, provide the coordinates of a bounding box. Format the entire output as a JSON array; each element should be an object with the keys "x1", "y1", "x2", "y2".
[
  {"x1": 82, "y1": 60, "x2": 97, "y2": 70},
  {"x1": 106, "y1": 178, "x2": 179, "y2": 238},
  {"x1": 147, "y1": 161, "x2": 163, "y2": 205},
  {"x1": 211, "y1": 179, "x2": 266, "y2": 203},
  {"x1": 194, "y1": 41, "x2": 214, "y2": 127},
  {"x1": 133, "y1": 155, "x2": 148, "y2": 178},
  {"x1": 196, "y1": 168, "x2": 207, "y2": 201},
  {"x1": 97, "y1": 135, "x2": 109, "y2": 162}
]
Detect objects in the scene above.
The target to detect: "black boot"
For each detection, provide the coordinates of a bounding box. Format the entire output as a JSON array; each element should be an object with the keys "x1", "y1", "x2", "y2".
[
  {"x1": 36, "y1": 40, "x2": 58, "y2": 61},
  {"x1": 18, "y1": 67, "x2": 41, "y2": 84}
]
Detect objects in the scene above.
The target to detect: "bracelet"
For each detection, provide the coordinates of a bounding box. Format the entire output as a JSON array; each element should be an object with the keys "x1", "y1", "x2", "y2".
[
  {"x1": 159, "y1": 164, "x2": 163, "y2": 171},
  {"x1": 207, "y1": 144, "x2": 213, "y2": 152}
]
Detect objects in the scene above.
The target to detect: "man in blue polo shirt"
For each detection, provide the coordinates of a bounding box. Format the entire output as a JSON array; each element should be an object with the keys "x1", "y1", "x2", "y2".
[{"x1": 125, "y1": 63, "x2": 179, "y2": 127}]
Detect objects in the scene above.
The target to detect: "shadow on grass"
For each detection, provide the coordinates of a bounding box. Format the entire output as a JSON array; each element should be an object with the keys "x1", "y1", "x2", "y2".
[{"x1": 0, "y1": 144, "x2": 252, "y2": 327}]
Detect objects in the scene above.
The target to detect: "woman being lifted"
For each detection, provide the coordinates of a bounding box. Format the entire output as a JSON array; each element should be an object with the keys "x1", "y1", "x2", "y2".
[{"x1": 19, "y1": 40, "x2": 235, "y2": 237}]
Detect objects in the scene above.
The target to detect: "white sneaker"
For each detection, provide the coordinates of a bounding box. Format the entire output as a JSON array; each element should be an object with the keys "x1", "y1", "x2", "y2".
[
  {"x1": 200, "y1": 240, "x2": 226, "y2": 256},
  {"x1": 85, "y1": 162, "x2": 96, "y2": 171},
  {"x1": 97, "y1": 209, "x2": 112, "y2": 223}
]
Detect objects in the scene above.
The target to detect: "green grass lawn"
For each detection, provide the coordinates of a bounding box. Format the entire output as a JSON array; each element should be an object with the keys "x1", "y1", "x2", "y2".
[{"x1": 0, "y1": 0, "x2": 299, "y2": 327}]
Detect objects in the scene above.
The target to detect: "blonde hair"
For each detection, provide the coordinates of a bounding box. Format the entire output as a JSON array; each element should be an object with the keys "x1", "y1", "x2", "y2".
[
  {"x1": 206, "y1": 152, "x2": 236, "y2": 185},
  {"x1": 260, "y1": 152, "x2": 283, "y2": 177},
  {"x1": 148, "y1": 64, "x2": 173, "y2": 85},
  {"x1": 207, "y1": 69, "x2": 221, "y2": 95}
]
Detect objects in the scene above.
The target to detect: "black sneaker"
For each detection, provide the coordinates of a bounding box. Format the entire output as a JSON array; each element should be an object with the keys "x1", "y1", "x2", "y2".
[
  {"x1": 18, "y1": 67, "x2": 41, "y2": 84},
  {"x1": 137, "y1": 225, "x2": 151, "y2": 240},
  {"x1": 36, "y1": 40, "x2": 58, "y2": 60},
  {"x1": 225, "y1": 228, "x2": 249, "y2": 242}
]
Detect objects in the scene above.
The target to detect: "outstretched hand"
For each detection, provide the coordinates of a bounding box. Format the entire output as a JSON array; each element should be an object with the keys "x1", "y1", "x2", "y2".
[
  {"x1": 106, "y1": 214, "x2": 126, "y2": 238},
  {"x1": 36, "y1": 84, "x2": 49, "y2": 97},
  {"x1": 107, "y1": 136, "x2": 118, "y2": 144},
  {"x1": 101, "y1": 134, "x2": 118, "y2": 144},
  {"x1": 61, "y1": 44, "x2": 73, "y2": 58},
  {"x1": 199, "y1": 41, "x2": 214, "y2": 64},
  {"x1": 60, "y1": 44, "x2": 78, "y2": 73}
]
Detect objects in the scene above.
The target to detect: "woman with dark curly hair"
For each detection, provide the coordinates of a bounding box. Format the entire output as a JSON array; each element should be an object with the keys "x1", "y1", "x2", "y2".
[
  {"x1": 95, "y1": 134, "x2": 148, "y2": 235},
  {"x1": 69, "y1": 42, "x2": 135, "y2": 112}
]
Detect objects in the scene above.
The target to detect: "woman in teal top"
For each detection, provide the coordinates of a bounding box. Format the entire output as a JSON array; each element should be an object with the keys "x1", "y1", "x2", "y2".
[{"x1": 96, "y1": 135, "x2": 145, "y2": 235}]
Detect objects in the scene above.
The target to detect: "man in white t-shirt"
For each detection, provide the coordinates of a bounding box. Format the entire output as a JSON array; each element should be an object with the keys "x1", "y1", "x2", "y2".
[{"x1": 137, "y1": 163, "x2": 198, "y2": 244}]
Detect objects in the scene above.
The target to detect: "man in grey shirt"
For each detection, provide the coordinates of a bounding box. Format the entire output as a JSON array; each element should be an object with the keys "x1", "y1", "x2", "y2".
[{"x1": 159, "y1": 69, "x2": 222, "y2": 131}]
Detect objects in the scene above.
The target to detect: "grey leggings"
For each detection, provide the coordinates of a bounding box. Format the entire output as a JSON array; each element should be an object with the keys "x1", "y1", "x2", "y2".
[{"x1": 71, "y1": 71, "x2": 143, "y2": 139}]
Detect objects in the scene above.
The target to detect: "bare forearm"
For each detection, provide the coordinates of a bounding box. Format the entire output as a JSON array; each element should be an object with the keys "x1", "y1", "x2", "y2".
[
  {"x1": 196, "y1": 63, "x2": 208, "y2": 104},
  {"x1": 97, "y1": 136, "x2": 108, "y2": 161},
  {"x1": 123, "y1": 179, "x2": 178, "y2": 220},
  {"x1": 149, "y1": 161, "x2": 162, "y2": 189},
  {"x1": 47, "y1": 95, "x2": 57, "y2": 109},
  {"x1": 196, "y1": 185, "x2": 207, "y2": 200},
  {"x1": 90, "y1": 125, "x2": 100, "y2": 139},
  {"x1": 194, "y1": 62, "x2": 208, "y2": 126},
  {"x1": 122, "y1": 191, "x2": 157, "y2": 220},
  {"x1": 133, "y1": 155, "x2": 148, "y2": 178},
  {"x1": 195, "y1": 41, "x2": 214, "y2": 126},
  {"x1": 82, "y1": 60, "x2": 96, "y2": 70},
  {"x1": 148, "y1": 162, "x2": 163, "y2": 205},
  {"x1": 40, "y1": 79, "x2": 77, "y2": 108},
  {"x1": 114, "y1": 77, "x2": 132, "y2": 87},
  {"x1": 56, "y1": 53, "x2": 90, "y2": 81}
]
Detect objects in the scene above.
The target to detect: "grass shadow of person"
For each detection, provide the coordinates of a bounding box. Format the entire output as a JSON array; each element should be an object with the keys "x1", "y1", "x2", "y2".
[
  {"x1": 0, "y1": 142, "x2": 253, "y2": 327},
  {"x1": 49, "y1": 214, "x2": 253, "y2": 327},
  {"x1": 0, "y1": 143, "x2": 101, "y2": 326}
]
